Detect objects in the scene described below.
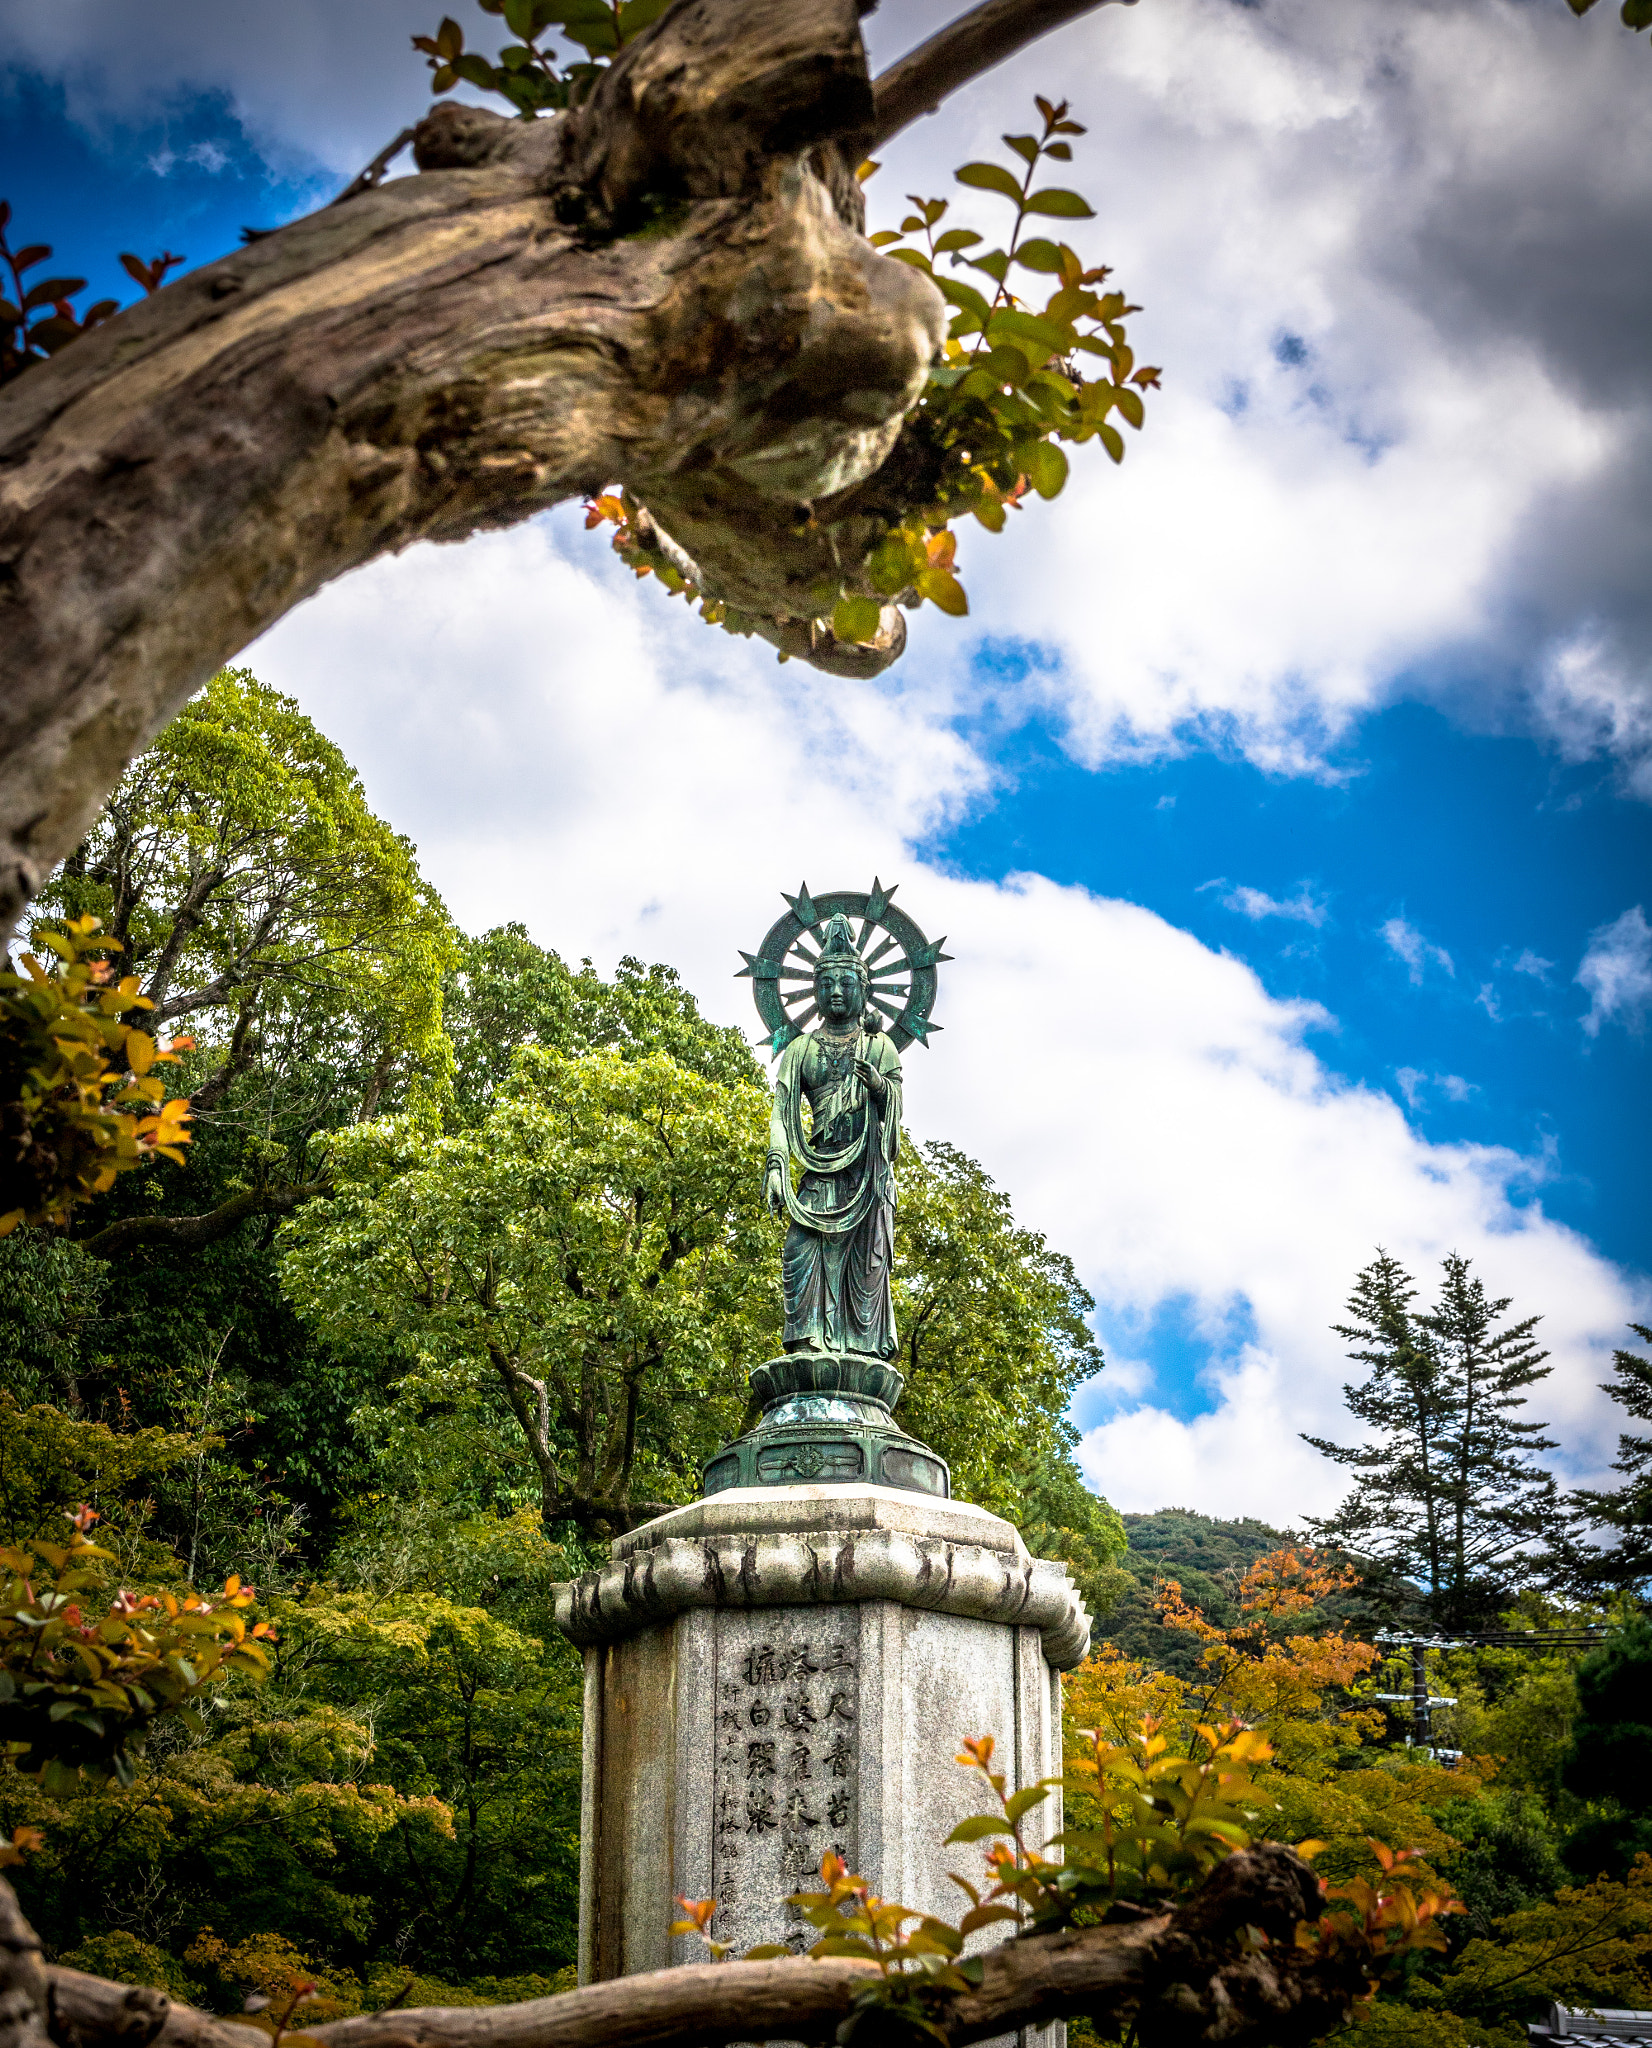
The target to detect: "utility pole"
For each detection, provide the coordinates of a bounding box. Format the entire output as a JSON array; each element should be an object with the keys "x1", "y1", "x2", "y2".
[{"x1": 1372, "y1": 1628, "x2": 1609, "y2": 1755}]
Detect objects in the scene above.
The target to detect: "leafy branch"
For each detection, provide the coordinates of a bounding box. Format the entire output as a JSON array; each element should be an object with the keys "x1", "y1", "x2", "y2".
[
  {"x1": 0, "y1": 914, "x2": 194, "y2": 1235},
  {"x1": 583, "y1": 96, "x2": 1162, "y2": 650},
  {"x1": 413, "y1": 0, "x2": 668, "y2": 116},
  {"x1": 0, "y1": 205, "x2": 182, "y2": 387},
  {"x1": 0, "y1": 1505, "x2": 277, "y2": 1794}
]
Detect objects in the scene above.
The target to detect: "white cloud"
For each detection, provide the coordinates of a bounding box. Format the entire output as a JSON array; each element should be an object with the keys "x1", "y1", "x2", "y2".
[
  {"x1": 1207, "y1": 881, "x2": 1328, "y2": 927},
  {"x1": 1513, "y1": 950, "x2": 1554, "y2": 980},
  {"x1": 1577, "y1": 904, "x2": 1652, "y2": 1038},
  {"x1": 867, "y1": 0, "x2": 1650, "y2": 786},
  {"x1": 246, "y1": 519, "x2": 1648, "y2": 1523},
  {"x1": 0, "y1": 0, "x2": 435, "y2": 180},
  {"x1": 1438, "y1": 1073, "x2": 1476, "y2": 1104},
  {"x1": 1396, "y1": 1067, "x2": 1427, "y2": 1110},
  {"x1": 1381, "y1": 915, "x2": 1454, "y2": 985}
]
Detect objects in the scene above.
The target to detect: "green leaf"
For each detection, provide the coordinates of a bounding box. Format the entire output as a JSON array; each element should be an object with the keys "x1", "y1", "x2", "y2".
[
  {"x1": 1002, "y1": 134, "x2": 1039, "y2": 165},
  {"x1": 965, "y1": 250, "x2": 1010, "y2": 285},
  {"x1": 945, "y1": 1812, "x2": 1013, "y2": 1845},
  {"x1": 887, "y1": 247, "x2": 936, "y2": 276},
  {"x1": 1114, "y1": 385, "x2": 1144, "y2": 430},
  {"x1": 454, "y1": 51, "x2": 501, "y2": 88},
  {"x1": 1003, "y1": 1782, "x2": 1055, "y2": 1824},
  {"x1": 1623, "y1": 0, "x2": 1652, "y2": 26},
  {"x1": 832, "y1": 596, "x2": 882, "y2": 645},
  {"x1": 959, "y1": 1903, "x2": 1022, "y2": 1935},
  {"x1": 987, "y1": 308, "x2": 1072, "y2": 359},
  {"x1": 1022, "y1": 188, "x2": 1096, "y2": 219},
  {"x1": 503, "y1": 0, "x2": 536, "y2": 35},
  {"x1": 935, "y1": 275, "x2": 992, "y2": 323},
  {"x1": 1014, "y1": 238, "x2": 1067, "y2": 273},
  {"x1": 955, "y1": 161, "x2": 1025, "y2": 203},
  {"x1": 1099, "y1": 422, "x2": 1125, "y2": 463},
  {"x1": 933, "y1": 229, "x2": 981, "y2": 253},
  {"x1": 742, "y1": 1943, "x2": 792, "y2": 1959}
]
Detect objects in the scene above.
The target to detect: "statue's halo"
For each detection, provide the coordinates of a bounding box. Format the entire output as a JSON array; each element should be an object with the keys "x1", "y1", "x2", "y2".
[{"x1": 735, "y1": 879, "x2": 951, "y2": 1058}]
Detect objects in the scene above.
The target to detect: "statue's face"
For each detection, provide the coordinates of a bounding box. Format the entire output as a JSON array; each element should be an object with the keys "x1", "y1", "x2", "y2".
[{"x1": 816, "y1": 963, "x2": 863, "y2": 1024}]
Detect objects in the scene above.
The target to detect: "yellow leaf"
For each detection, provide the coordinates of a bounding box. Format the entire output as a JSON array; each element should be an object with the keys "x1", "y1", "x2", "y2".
[{"x1": 915, "y1": 567, "x2": 968, "y2": 616}]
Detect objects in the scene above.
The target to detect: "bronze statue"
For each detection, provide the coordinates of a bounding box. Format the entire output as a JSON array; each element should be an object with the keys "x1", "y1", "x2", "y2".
[
  {"x1": 764, "y1": 910, "x2": 904, "y2": 1360},
  {"x1": 705, "y1": 882, "x2": 951, "y2": 1499}
]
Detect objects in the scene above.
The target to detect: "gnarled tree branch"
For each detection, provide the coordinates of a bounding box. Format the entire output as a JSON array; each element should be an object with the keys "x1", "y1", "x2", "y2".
[
  {"x1": 77, "y1": 1178, "x2": 328, "y2": 1261},
  {"x1": 35, "y1": 1847, "x2": 1376, "y2": 2048},
  {"x1": 869, "y1": 0, "x2": 1132, "y2": 153},
  {"x1": 0, "y1": 0, "x2": 1125, "y2": 947}
]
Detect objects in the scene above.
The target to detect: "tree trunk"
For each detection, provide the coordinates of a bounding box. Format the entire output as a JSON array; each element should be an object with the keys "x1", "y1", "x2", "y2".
[{"x1": 0, "y1": 0, "x2": 1133, "y2": 948}]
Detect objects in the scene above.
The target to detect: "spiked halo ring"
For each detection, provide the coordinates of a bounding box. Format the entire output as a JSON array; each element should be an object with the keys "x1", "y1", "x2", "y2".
[{"x1": 737, "y1": 880, "x2": 950, "y2": 1058}]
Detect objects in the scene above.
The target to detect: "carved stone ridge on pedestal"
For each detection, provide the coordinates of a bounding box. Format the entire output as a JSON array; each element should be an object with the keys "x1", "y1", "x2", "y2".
[{"x1": 554, "y1": 1483, "x2": 1092, "y2": 1670}]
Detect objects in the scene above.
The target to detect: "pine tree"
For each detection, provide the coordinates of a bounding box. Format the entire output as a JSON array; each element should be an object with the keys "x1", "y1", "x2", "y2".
[
  {"x1": 1567, "y1": 1325, "x2": 1652, "y2": 1598},
  {"x1": 1302, "y1": 1251, "x2": 1450, "y2": 1602},
  {"x1": 1305, "y1": 1250, "x2": 1565, "y2": 1626}
]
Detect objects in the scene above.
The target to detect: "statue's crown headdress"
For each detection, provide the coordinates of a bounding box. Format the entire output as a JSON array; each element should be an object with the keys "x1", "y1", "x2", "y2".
[{"x1": 814, "y1": 912, "x2": 867, "y2": 974}]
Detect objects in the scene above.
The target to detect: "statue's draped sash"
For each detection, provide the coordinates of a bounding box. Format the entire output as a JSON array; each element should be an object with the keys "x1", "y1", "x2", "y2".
[{"x1": 772, "y1": 1029, "x2": 902, "y2": 1358}]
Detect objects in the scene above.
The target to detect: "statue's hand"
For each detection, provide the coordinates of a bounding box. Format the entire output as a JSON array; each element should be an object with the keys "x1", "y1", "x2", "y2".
[
  {"x1": 764, "y1": 1165, "x2": 786, "y2": 1215},
  {"x1": 855, "y1": 1056, "x2": 888, "y2": 1105}
]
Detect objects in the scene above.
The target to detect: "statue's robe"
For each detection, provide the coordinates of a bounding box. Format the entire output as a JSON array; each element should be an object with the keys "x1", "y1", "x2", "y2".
[{"x1": 769, "y1": 1026, "x2": 903, "y2": 1359}]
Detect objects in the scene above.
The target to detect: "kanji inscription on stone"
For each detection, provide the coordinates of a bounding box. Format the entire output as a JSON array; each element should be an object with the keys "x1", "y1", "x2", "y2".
[{"x1": 712, "y1": 1613, "x2": 859, "y2": 1953}]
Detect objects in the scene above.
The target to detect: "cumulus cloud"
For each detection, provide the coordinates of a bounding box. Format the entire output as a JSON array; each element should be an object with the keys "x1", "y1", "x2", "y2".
[
  {"x1": 869, "y1": 0, "x2": 1652, "y2": 787},
  {"x1": 1382, "y1": 915, "x2": 1454, "y2": 984},
  {"x1": 246, "y1": 520, "x2": 1648, "y2": 1522},
  {"x1": 1577, "y1": 905, "x2": 1652, "y2": 1038},
  {"x1": 0, "y1": 0, "x2": 434, "y2": 179},
  {"x1": 1205, "y1": 881, "x2": 1329, "y2": 927}
]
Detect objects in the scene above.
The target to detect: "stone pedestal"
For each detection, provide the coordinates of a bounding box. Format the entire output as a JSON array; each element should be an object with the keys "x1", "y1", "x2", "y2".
[{"x1": 554, "y1": 1483, "x2": 1091, "y2": 2002}]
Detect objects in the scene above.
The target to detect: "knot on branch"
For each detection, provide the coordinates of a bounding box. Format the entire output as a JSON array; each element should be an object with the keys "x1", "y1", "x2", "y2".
[
  {"x1": 1138, "y1": 1848, "x2": 1362, "y2": 2048},
  {"x1": 562, "y1": 0, "x2": 874, "y2": 231},
  {"x1": 1176, "y1": 1843, "x2": 1324, "y2": 1947}
]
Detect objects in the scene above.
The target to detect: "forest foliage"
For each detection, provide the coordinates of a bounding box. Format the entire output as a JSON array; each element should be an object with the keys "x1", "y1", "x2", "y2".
[
  {"x1": 0, "y1": 672, "x2": 1647, "y2": 2036},
  {"x1": 0, "y1": 668, "x2": 1126, "y2": 2007}
]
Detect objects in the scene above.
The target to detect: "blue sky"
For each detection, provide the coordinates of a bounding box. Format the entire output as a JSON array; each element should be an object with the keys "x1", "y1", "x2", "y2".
[
  {"x1": 3, "y1": 0, "x2": 1648, "y2": 1519},
  {"x1": 930, "y1": 673, "x2": 1652, "y2": 1272}
]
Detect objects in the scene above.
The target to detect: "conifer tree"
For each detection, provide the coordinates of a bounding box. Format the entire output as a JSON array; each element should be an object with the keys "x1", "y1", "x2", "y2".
[
  {"x1": 1305, "y1": 1250, "x2": 1565, "y2": 1626},
  {"x1": 1567, "y1": 1325, "x2": 1652, "y2": 1598}
]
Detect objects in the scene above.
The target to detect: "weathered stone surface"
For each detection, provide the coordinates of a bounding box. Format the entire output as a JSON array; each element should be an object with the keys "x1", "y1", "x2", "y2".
[
  {"x1": 556, "y1": 1484, "x2": 1092, "y2": 1670},
  {"x1": 560, "y1": 1482, "x2": 1086, "y2": 2048}
]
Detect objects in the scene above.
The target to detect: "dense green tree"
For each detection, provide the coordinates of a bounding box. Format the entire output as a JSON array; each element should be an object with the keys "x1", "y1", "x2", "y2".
[
  {"x1": 1567, "y1": 1326, "x2": 1652, "y2": 1599},
  {"x1": 1305, "y1": 1252, "x2": 1565, "y2": 1628},
  {"x1": 1561, "y1": 1617, "x2": 1652, "y2": 1880},
  {"x1": 38, "y1": 667, "x2": 458, "y2": 1261},
  {"x1": 891, "y1": 1138, "x2": 1103, "y2": 1504},
  {"x1": 445, "y1": 925, "x2": 759, "y2": 1125},
  {"x1": 280, "y1": 1044, "x2": 777, "y2": 1539}
]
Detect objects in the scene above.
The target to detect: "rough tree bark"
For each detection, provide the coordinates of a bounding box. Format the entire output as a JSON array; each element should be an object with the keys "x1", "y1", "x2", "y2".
[
  {"x1": 27, "y1": 1846, "x2": 1377, "y2": 2048},
  {"x1": 0, "y1": 0, "x2": 1131, "y2": 946}
]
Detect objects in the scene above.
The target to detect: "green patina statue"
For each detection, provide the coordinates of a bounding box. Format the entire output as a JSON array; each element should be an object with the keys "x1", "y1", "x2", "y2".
[
  {"x1": 703, "y1": 883, "x2": 952, "y2": 1500},
  {"x1": 765, "y1": 911, "x2": 904, "y2": 1361}
]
